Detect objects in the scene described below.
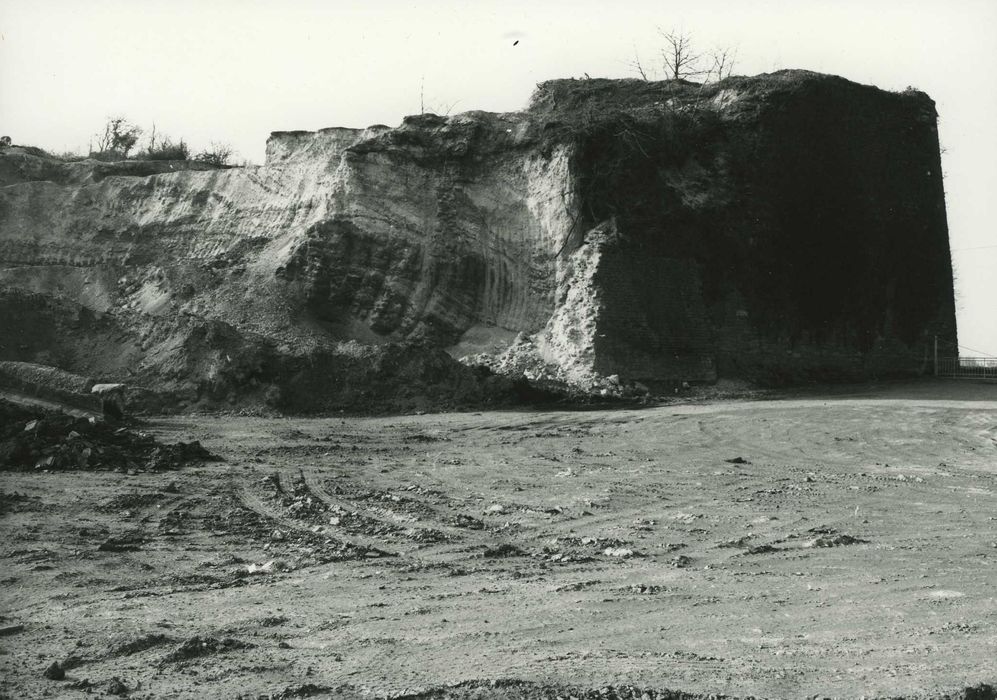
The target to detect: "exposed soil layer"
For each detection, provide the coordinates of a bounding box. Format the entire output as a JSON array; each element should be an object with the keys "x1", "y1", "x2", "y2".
[
  {"x1": 0, "y1": 71, "x2": 956, "y2": 411},
  {"x1": 1, "y1": 380, "x2": 994, "y2": 698}
]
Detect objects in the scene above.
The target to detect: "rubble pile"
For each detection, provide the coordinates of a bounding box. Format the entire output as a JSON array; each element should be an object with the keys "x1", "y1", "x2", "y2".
[
  {"x1": 0, "y1": 399, "x2": 217, "y2": 471},
  {"x1": 160, "y1": 636, "x2": 255, "y2": 665}
]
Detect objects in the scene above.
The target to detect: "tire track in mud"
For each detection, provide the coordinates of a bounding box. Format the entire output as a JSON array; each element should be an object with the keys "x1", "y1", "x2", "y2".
[
  {"x1": 297, "y1": 466, "x2": 505, "y2": 562},
  {"x1": 233, "y1": 476, "x2": 391, "y2": 563},
  {"x1": 276, "y1": 469, "x2": 443, "y2": 547},
  {"x1": 298, "y1": 459, "x2": 655, "y2": 568}
]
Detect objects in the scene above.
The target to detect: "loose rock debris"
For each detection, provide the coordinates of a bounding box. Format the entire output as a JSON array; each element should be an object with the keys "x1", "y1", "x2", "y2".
[
  {"x1": 483, "y1": 543, "x2": 526, "y2": 558},
  {"x1": 97, "y1": 534, "x2": 145, "y2": 552},
  {"x1": 160, "y1": 635, "x2": 255, "y2": 664},
  {"x1": 43, "y1": 660, "x2": 65, "y2": 680},
  {"x1": 106, "y1": 676, "x2": 129, "y2": 695},
  {"x1": 246, "y1": 559, "x2": 292, "y2": 575},
  {"x1": 0, "y1": 399, "x2": 218, "y2": 471},
  {"x1": 807, "y1": 533, "x2": 869, "y2": 548}
]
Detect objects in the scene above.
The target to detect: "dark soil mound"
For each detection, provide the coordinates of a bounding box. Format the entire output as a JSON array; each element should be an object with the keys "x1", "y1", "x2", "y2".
[{"x1": 0, "y1": 399, "x2": 218, "y2": 471}]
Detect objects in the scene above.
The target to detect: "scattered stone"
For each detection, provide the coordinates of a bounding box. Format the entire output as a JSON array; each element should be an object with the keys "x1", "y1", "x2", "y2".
[
  {"x1": 161, "y1": 636, "x2": 254, "y2": 664},
  {"x1": 272, "y1": 683, "x2": 334, "y2": 699},
  {"x1": 603, "y1": 547, "x2": 634, "y2": 558},
  {"x1": 246, "y1": 560, "x2": 291, "y2": 575},
  {"x1": 257, "y1": 616, "x2": 288, "y2": 627},
  {"x1": 43, "y1": 661, "x2": 65, "y2": 680},
  {"x1": 553, "y1": 579, "x2": 601, "y2": 592},
  {"x1": 670, "y1": 512, "x2": 702, "y2": 524},
  {"x1": 745, "y1": 544, "x2": 781, "y2": 555},
  {"x1": 106, "y1": 677, "x2": 128, "y2": 695},
  {"x1": 718, "y1": 535, "x2": 754, "y2": 549},
  {"x1": 483, "y1": 543, "x2": 525, "y2": 558},
  {"x1": 98, "y1": 535, "x2": 144, "y2": 552},
  {"x1": 108, "y1": 633, "x2": 173, "y2": 657},
  {"x1": 725, "y1": 457, "x2": 750, "y2": 465},
  {"x1": 452, "y1": 513, "x2": 484, "y2": 530},
  {"x1": 807, "y1": 534, "x2": 868, "y2": 548},
  {"x1": 60, "y1": 655, "x2": 85, "y2": 670},
  {"x1": 670, "y1": 555, "x2": 693, "y2": 568}
]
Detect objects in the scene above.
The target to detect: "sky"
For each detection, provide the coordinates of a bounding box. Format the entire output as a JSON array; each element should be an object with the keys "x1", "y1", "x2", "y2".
[{"x1": 1, "y1": 0, "x2": 995, "y2": 356}]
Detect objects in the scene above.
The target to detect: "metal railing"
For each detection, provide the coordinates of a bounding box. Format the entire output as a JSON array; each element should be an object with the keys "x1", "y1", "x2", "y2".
[{"x1": 936, "y1": 357, "x2": 997, "y2": 378}]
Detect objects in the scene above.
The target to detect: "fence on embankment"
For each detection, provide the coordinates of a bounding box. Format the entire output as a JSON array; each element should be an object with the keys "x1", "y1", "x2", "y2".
[{"x1": 936, "y1": 357, "x2": 997, "y2": 379}]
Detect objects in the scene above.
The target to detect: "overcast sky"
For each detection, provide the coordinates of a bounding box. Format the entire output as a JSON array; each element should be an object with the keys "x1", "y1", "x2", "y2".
[{"x1": 1, "y1": 0, "x2": 995, "y2": 355}]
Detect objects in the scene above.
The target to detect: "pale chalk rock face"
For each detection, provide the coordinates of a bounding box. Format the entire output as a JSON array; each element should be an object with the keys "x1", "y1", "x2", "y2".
[{"x1": 0, "y1": 71, "x2": 957, "y2": 408}]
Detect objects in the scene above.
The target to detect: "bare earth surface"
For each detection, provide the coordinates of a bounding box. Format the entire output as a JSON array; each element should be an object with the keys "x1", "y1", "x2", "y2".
[{"x1": 2, "y1": 381, "x2": 996, "y2": 699}]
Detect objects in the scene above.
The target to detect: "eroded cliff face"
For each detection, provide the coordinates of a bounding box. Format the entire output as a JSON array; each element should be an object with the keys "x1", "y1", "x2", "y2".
[{"x1": 0, "y1": 70, "x2": 957, "y2": 410}]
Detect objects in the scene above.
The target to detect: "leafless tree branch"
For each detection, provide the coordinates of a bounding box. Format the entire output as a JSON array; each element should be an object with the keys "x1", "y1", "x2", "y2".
[
  {"x1": 658, "y1": 28, "x2": 704, "y2": 80},
  {"x1": 706, "y1": 46, "x2": 738, "y2": 83},
  {"x1": 630, "y1": 45, "x2": 650, "y2": 81}
]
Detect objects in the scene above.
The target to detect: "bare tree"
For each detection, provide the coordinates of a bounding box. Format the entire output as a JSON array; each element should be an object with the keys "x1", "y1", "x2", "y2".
[
  {"x1": 146, "y1": 122, "x2": 157, "y2": 153},
  {"x1": 140, "y1": 123, "x2": 190, "y2": 160},
  {"x1": 194, "y1": 142, "x2": 234, "y2": 167},
  {"x1": 91, "y1": 117, "x2": 142, "y2": 159},
  {"x1": 707, "y1": 47, "x2": 738, "y2": 82},
  {"x1": 629, "y1": 31, "x2": 738, "y2": 84},
  {"x1": 658, "y1": 29, "x2": 703, "y2": 80},
  {"x1": 630, "y1": 45, "x2": 650, "y2": 81}
]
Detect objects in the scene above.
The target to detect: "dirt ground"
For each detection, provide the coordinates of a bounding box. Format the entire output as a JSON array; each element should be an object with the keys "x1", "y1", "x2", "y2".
[{"x1": 2, "y1": 380, "x2": 996, "y2": 699}]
